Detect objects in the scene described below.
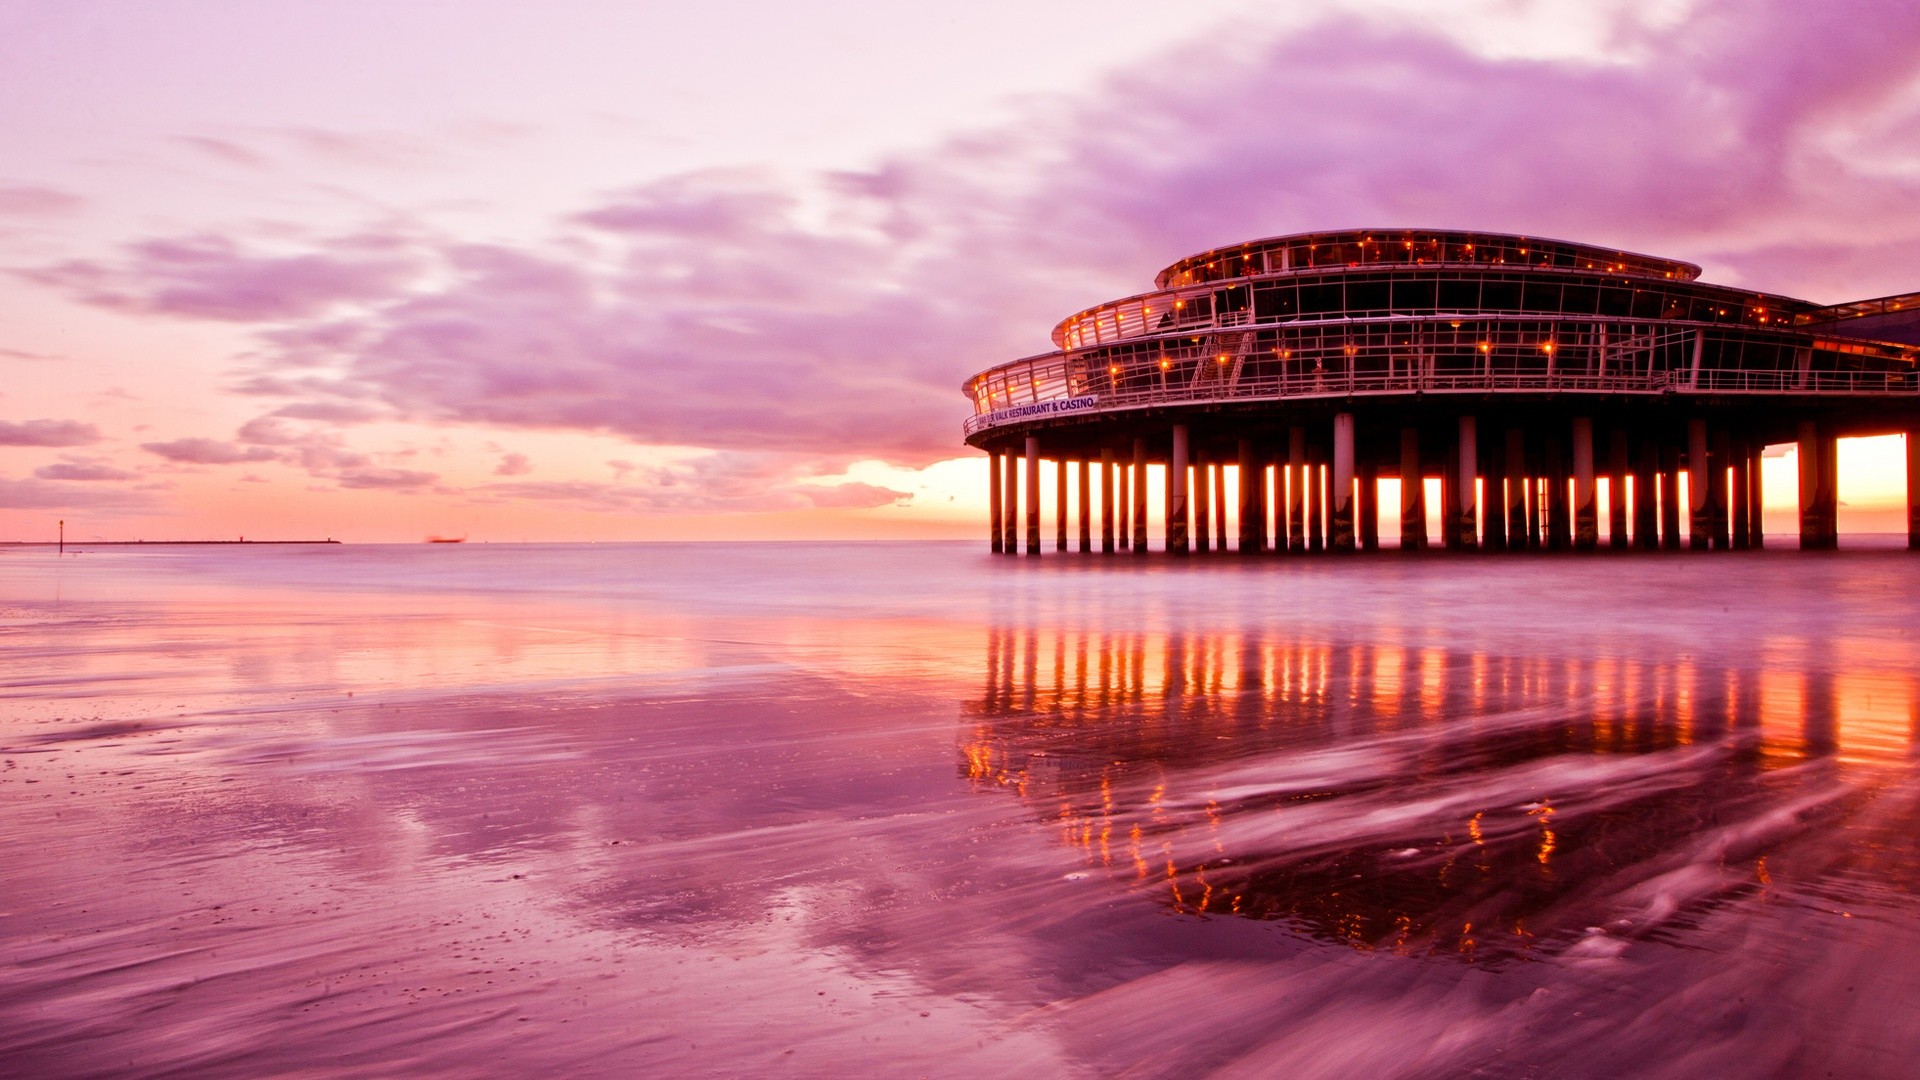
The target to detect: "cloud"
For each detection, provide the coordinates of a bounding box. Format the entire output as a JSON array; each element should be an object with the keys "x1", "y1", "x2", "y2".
[
  {"x1": 175, "y1": 134, "x2": 269, "y2": 168},
  {"x1": 335, "y1": 467, "x2": 438, "y2": 489},
  {"x1": 478, "y1": 451, "x2": 909, "y2": 513},
  {"x1": 0, "y1": 477, "x2": 156, "y2": 512},
  {"x1": 34, "y1": 460, "x2": 138, "y2": 482},
  {"x1": 24, "y1": 0, "x2": 1920, "y2": 492},
  {"x1": 21, "y1": 234, "x2": 420, "y2": 322},
  {"x1": 0, "y1": 185, "x2": 84, "y2": 217},
  {"x1": 0, "y1": 419, "x2": 101, "y2": 446},
  {"x1": 140, "y1": 437, "x2": 279, "y2": 465},
  {"x1": 494, "y1": 452, "x2": 532, "y2": 476}
]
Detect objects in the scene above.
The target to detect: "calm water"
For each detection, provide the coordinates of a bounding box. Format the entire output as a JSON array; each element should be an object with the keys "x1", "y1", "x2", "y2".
[{"x1": 3, "y1": 542, "x2": 1919, "y2": 1077}]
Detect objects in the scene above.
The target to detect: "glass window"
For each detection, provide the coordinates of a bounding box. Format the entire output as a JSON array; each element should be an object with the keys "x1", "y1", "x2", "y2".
[
  {"x1": 1299, "y1": 282, "x2": 1343, "y2": 315},
  {"x1": 1392, "y1": 277, "x2": 1437, "y2": 312}
]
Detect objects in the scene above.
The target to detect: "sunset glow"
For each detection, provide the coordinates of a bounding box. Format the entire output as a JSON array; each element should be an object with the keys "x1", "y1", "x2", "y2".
[{"x1": 5, "y1": 0, "x2": 1920, "y2": 540}]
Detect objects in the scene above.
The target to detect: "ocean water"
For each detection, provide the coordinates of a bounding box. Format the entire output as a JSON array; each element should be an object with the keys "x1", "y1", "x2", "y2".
[{"x1": 3, "y1": 541, "x2": 1919, "y2": 1078}]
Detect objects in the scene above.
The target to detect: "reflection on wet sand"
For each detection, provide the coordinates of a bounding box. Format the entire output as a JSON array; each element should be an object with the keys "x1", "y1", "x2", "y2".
[{"x1": 966, "y1": 624, "x2": 1920, "y2": 959}]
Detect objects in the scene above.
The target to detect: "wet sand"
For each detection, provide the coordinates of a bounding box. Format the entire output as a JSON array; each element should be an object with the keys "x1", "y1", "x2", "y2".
[{"x1": 4, "y1": 542, "x2": 1920, "y2": 1077}]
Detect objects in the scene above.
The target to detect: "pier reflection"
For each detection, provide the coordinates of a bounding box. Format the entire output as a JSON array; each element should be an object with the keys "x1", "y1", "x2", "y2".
[{"x1": 964, "y1": 624, "x2": 1920, "y2": 960}]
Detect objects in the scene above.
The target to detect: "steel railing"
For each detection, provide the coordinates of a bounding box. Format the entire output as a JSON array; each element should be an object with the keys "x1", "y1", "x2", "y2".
[{"x1": 963, "y1": 366, "x2": 1920, "y2": 435}]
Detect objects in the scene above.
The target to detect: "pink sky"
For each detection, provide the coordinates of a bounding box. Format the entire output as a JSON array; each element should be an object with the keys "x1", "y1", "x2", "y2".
[{"x1": 4, "y1": 0, "x2": 1920, "y2": 541}]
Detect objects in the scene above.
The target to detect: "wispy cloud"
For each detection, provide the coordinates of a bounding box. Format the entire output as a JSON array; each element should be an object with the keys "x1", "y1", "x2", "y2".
[{"x1": 0, "y1": 419, "x2": 102, "y2": 447}]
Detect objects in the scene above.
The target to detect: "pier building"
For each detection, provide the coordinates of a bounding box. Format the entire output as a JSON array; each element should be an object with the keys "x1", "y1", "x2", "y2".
[{"x1": 963, "y1": 229, "x2": 1920, "y2": 554}]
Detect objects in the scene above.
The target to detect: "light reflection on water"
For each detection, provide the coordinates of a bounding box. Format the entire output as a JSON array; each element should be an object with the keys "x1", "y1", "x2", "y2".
[
  {"x1": 964, "y1": 622, "x2": 1919, "y2": 960},
  {"x1": 4, "y1": 542, "x2": 1920, "y2": 1077}
]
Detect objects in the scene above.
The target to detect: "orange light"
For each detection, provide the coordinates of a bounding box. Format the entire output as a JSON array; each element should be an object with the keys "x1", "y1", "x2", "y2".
[
  {"x1": 1478, "y1": 342, "x2": 1490, "y2": 353},
  {"x1": 1160, "y1": 359, "x2": 1172, "y2": 370},
  {"x1": 1541, "y1": 341, "x2": 1555, "y2": 354},
  {"x1": 1109, "y1": 365, "x2": 1121, "y2": 374},
  {"x1": 1217, "y1": 355, "x2": 1229, "y2": 363}
]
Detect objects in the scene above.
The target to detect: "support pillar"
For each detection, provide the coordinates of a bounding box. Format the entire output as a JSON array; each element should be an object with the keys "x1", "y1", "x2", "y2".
[
  {"x1": 1193, "y1": 448, "x2": 1210, "y2": 554},
  {"x1": 1002, "y1": 450, "x2": 1019, "y2": 554},
  {"x1": 989, "y1": 451, "x2": 1003, "y2": 554},
  {"x1": 1483, "y1": 436, "x2": 1507, "y2": 550},
  {"x1": 1358, "y1": 459, "x2": 1379, "y2": 551},
  {"x1": 1608, "y1": 429, "x2": 1631, "y2": 550},
  {"x1": 1439, "y1": 444, "x2": 1459, "y2": 551},
  {"x1": 1025, "y1": 435, "x2": 1041, "y2": 556},
  {"x1": 1100, "y1": 449, "x2": 1115, "y2": 554},
  {"x1": 1116, "y1": 453, "x2": 1130, "y2": 551},
  {"x1": 1731, "y1": 438, "x2": 1751, "y2": 551},
  {"x1": 1237, "y1": 439, "x2": 1258, "y2": 553},
  {"x1": 1505, "y1": 428, "x2": 1528, "y2": 549},
  {"x1": 1798, "y1": 422, "x2": 1838, "y2": 550},
  {"x1": 1213, "y1": 463, "x2": 1227, "y2": 552},
  {"x1": 1688, "y1": 418, "x2": 1710, "y2": 550},
  {"x1": 1308, "y1": 448, "x2": 1326, "y2": 553},
  {"x1": 1132, "y1": 438, "x2": 1149, "y2": 554},
  {"x1": 1910, "y1": 429, "x2": 1920, "y2": 551},
  {"x1": 1748, "y1": 442, "x2": 1766, "y2": 549},
  {"x1": 1545, "y1": 435, "x2": 1570, "y2": 551},
  {"x1": 1572, "y1": 417, "x2": 1597, "y2": 550},
  {"x1": 1457, "y1": 416, "x2": 1478, "y2": 549},
  {"x1": 1055, "y1": 459, "x2": 1068, "y2": 552},
  {"x1": 1711, "y1": 429, "x2": 1732, "y2": 550},
  {"x1": 1169, "y1": 425, "x2": 1190, "y2": 555},
  {"x1": 1400, "y1": 427, "x2": 1426, "y2": 551},
  {"x1": 1635, "y1": 438, "x2": 1660, "y2": 550},
  {"x1": 1078, "y1": 459, "x2": 1092, "y2": 553},
  {"x1": 1333, "y1": 413, "x2": 1356, "y2": 551},
  {"x1": 1288, "y1": 426, "x2": 1308, "y2": 553},
  {"x1": 1660, "y1": 443, "x2": 1682, "y2": 550}
]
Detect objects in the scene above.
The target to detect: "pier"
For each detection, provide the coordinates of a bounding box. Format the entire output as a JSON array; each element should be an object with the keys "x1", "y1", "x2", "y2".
[{"x1": 963, "y1": 229, "x2": 1920, "y2": 554}]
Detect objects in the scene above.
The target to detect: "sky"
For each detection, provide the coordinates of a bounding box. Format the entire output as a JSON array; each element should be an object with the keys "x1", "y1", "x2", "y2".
[{"x1": 3, "y1": 0, "x2": 1920, "y2": 542}]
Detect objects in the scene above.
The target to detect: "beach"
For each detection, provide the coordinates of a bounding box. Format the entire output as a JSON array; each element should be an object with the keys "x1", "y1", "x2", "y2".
[{"x1": 4, "y1": 541, "x2": 1919, "y2": 1077}]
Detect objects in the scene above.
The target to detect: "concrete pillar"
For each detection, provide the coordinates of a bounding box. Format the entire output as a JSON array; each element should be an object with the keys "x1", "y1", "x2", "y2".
[
  {"x1": 1078, "y1": 459, "x2": 1092, "y2": 553},
  {"x1": 1731, "y1": 438, "x2": 1751, "y2": 551},
  {"x1": 1505, "y1": 428, "x2": 1528, "y2": 549},
  {"x1": 1333, "y1": 413, "x2": 1356, "y2": 551},
  {"x1": 1457, "y1": 416, "x2": 1478, "y2": 549},
  {"x1": 1635, "y1": 438, "x2": 1660, "y2": 550},
  {"x1": 1482, "y1": 437, "x2": 1507, "y2": 550},
  {"x1": 1213, "y1": 463, "x2": 1227, "y2": 552},
  {"x1": 1439, "y1": 444, "x2": 1459, "y2": 551},
  {"x1": 1169, "y1": 425, "x2": 1190, "y2": 555},
  {"x1": 1608, "y1": 429, "x2": 1631, "y2": 550},
  {"x1": 1055, "y1": 459, "x2": 1068, "y2": 552},
  {"x1": 1572, "y1": 417, "x2": 1597, "y2": 550},
  {"x1": 1400, "y1": 427, "x2": 1426, "y2": 551},
  {"x1": 1002, "y1": 450, "x2": 1020, "y2": 554},
  {"x1": 1193, "y1": 448, "x2": 1211, "y2": 554},
  {"x1": 1545, "y1": 435, "x2": 1571, "y2": 551},
  {"x1": 989, "y1": 451, "x2": 1003, "y2": 554},
  {"x1": 1025, "y1": 435, "x2": 1042, "y2": 556},
  {"x1": 1748, "y1": 442, "x2": 1766, "y2": 549},
  {"x1": 1798, "y1": 422, "x2": 1838, "y2": 550},
  {"x1": 1910, "y1": 429, "x2": 1920, "y2": 551},
  {"x1": 1358, "y1": 460, "x2": 1380, "y2": 551},
  {"x1": 1308, "y1": 449, "x2": 1326, "y2": 553},
  {"x1": 1710, "y1": 428, "x2": 1732, "y2": 550},
  {"x1": 1132, "y1": 438, "x2": 1149, "y2": 554},
  {"x1": 1237, "y1": 439, "x2": 1258, "y2": 553},
  {"x1": 1688, "y1": 418, "x2": 1710, "y2": 550},
  {"x1": 1660, "y1": 444, "x2": 1682, "y2": 550},
  {"x1": 1100, "y1": 449, "x2": 1115, "y2": 554},
  {"x1": 1288, "y1": 426, "x2": 1308, "y2": 553}
]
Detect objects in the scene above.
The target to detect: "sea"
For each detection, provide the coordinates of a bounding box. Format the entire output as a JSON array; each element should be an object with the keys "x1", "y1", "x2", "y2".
[{"x1": 3, "y1": 540, "x2": 1919, "y2": 1078}]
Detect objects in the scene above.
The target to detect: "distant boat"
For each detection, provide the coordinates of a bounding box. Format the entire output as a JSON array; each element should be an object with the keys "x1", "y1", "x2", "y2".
[{"x1": 425, "y1": 535, "x2": 467, "y2": 543}]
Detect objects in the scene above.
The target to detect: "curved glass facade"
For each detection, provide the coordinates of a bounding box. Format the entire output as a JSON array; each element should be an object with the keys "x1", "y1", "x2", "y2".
[{"x1": 967, "y1": 230, "x2": 1920, "y2": 430}]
